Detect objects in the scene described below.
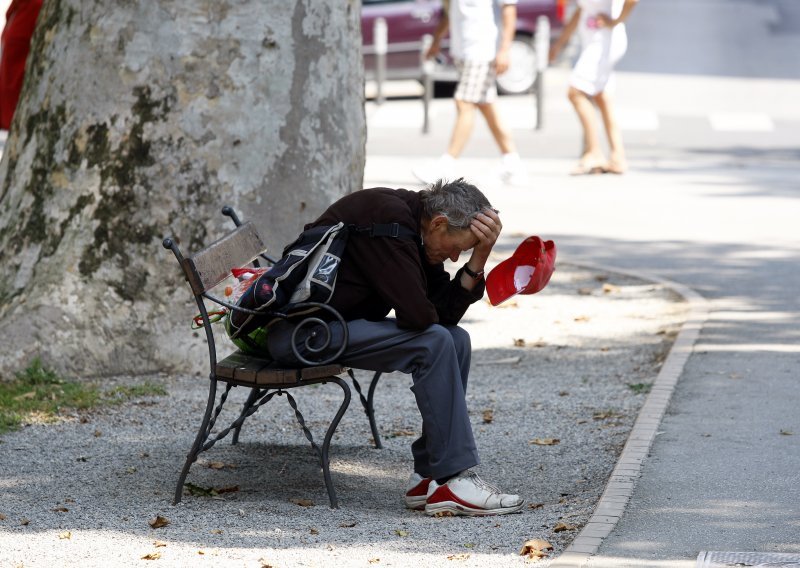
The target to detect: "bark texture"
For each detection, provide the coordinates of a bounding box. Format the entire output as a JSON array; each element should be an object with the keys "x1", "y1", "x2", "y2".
[{"x1": 0, "y1": 0, "x2": 365, "y2": 378}]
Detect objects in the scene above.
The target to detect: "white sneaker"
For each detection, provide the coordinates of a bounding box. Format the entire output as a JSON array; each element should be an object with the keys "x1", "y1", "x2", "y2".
[
  {"x1": 500, "y1": 152, "x2": 529, "y2": 186},
  {"x1": 424, "y1": 469, "x2": 524, "y2": 517},
  {"x1": 412, "y1": 154, "x2": 458, "y2": 185},
  {"x1": 404, "y1": 472, "x2": 432, "y2": 510}
]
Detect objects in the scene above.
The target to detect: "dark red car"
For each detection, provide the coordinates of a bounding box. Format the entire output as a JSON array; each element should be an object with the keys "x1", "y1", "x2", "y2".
[{"x1": 362, "y1": 0, "x2": 566, "y2": 95}]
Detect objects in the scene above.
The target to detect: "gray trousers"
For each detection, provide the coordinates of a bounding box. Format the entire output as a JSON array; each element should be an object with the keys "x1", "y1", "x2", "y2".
[{"x1": 266, "y1": 318, "x2": 480, "y2": 479}]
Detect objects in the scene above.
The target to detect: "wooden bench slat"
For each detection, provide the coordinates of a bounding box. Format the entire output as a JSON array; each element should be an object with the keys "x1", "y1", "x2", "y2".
[
  {"x1": 301, "y1": 364, "x2": 347, "y2": 380},
  {"x1": 216, "y1": 352, "x2": 345, "y2": 386}
]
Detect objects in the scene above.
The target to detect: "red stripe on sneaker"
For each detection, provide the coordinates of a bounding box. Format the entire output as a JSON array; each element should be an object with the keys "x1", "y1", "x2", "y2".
[
  {"x1": 406, "y1": 478, "x2": 432, "y2": 497},
  {"x1": 426, "y1": 485, "x2": 480, "y2": 510}
]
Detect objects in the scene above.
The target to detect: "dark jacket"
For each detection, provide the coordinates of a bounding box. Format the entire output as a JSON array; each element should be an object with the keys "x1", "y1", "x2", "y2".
[{"x1": 306, "y1": 187, "x2": 484, "y2": 330}]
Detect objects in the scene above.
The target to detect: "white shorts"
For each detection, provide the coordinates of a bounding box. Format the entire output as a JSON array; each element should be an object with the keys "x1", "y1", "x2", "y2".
[
  {"x1": 454, "y1": 59, "x2": 497, "y2": 104},
  {"x1": 570, "y1": 29, "x2": 628, "y2": 96}
]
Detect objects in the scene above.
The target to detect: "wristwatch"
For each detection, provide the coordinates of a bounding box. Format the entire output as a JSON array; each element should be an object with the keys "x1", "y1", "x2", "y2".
[{"x1": 463, "y1": 264, "x2": 485, "y2": 280}]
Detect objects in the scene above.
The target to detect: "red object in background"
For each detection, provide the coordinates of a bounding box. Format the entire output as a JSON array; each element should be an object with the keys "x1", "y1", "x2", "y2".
[
  {"x1": 486, "y1": 236, "x2": 557, "y2": 306},
  {"x1": 0, "y1": 0, "x2": 43, "y2": 130}
]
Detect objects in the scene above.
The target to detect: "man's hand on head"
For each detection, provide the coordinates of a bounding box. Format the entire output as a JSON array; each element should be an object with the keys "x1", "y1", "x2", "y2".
[{"x1": 468, "y1": 208, "x2": 502, "y2": 267}]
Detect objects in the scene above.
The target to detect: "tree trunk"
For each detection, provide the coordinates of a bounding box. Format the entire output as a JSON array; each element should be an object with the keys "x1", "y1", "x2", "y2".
[{"x1": 0, "y1": 0, "x2": 365, "y2": 378}]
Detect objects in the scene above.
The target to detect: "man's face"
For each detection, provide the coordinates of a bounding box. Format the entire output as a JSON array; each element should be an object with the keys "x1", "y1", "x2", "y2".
[{"x1": 422, "y1": 220, "x2": 479, "y2": 264}]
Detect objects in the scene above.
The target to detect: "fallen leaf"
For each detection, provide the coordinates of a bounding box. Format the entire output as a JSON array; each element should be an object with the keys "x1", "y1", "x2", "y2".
[
  {"x1": 780, "y1": 430, "x2": 793, "y2": 436},
  {"x1": 394, "y1": 529, "x2": 409, "y2": 537},
  {"x1": 207, "y1": 461, "x2": 226, "y2": 469},
  {"x1": 210, "y1": 529, "x2": 223, "y2": 534},
  {"x1": 463, "y1": 543, "x2": 475, "y2": 548},
  {"x1": 149, "y1": 516, "x2": 170, "y2": 529},
  {"x1": 368, "y1": 559, "x2": 381, "y2": 564},
  {"x1": 520, "y1": 538, "x2": 552, "y2": 559},
  {"x1": 65, "y1": 498, "x2": 75, "y2": 503},
  {"x1": 482, "y1": 409, "x2": 494, "y2": 424},
  {"x1": 530, "y1": 438, "x2": 560, "y2": 446},
  {"x1": 153, "y1": 541, "x2": 167, "y2": 547},
  {"x1": 593, "y1": 410, "x2": 621, "y2": 420},
  {"x1": 528, "y1": 503, "x2": 544, "y2": 510},
  {"x1": 602, "y1": 283, "x2": 620, "y2": 294},
  {"x1": 20, "y1": 518, "x2": 30, "y2": 526},
  {"x1": 309, "y1": 528, "x2": 319, "y2": 535},
  {"x1": 198, "y1": 550, "x2": 205, "y2": 555},
  {"x1": 558, "y1": 391, "x2": 569, "y2": 397},
  {"x1": 573, "y1": 315, "x2": 590, "y2": 322},
  {"x1": 52, "y1": 507, "x2": 69, "y2": 513},
  {"x1": 0, "y1": 513, "x2": 6, "y2": 520},
  {"x1": 13, "y1": 391, "x2": 36, "y2": 401},
  {"x1": 339, "y1": 521, "x2": 357, "y2": 528},
  {"x1": 57, "y1": 530, "x2": 72, "y2": 540},
  {"x1": 513, "y1": 338, "x2": 526, "y2": 347},
  {"x1": 126, "y1": 467, "x2": 137, "y2": 474},
  {"x1": 94, "y1": 430, "x2": 102, "y2": 437},
  {"x1": 142, "y1": 552, "x2": 161, "y2": 560},
  {"x1": 553, "y1": 522, "x2": 577, "y2": 532},
  {"x1": 184, "y1": 483, "x2": 217, "y2": 497},
  {"x1": 448, "y1": 553, "x2": 471, "y2": 560},
  {"x1": 216, "y1": 485, "x2": 239, "y2": 494},
  {"x1": 577, "y1": 287, "x2": 593, "y2": 296},
  {"x1": 387, "y1": 429, "x2": 416, "y2": 438},
  {"x1": 290, "y1": 498, "x2": 313, "y2": 507}
]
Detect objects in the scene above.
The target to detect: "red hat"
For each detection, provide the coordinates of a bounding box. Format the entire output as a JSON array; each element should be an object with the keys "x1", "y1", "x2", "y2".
[{"x1": 486, "y1": 236, "x2": 557, "y2": 306}]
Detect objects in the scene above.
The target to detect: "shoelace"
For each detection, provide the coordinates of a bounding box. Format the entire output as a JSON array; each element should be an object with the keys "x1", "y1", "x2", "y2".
[{"x1": 462, "y1": 470, "x2": 503, "y2": 495}]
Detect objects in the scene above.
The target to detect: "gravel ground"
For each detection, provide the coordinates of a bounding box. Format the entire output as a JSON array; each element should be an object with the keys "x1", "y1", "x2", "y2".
[{"x1": 0, "y1": 263, "x2": 687, "y2": 568}]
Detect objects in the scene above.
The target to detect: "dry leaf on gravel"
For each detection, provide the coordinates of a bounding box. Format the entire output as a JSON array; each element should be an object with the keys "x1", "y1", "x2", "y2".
[
  {"x1": 394, "y1": 529, "x2": 409, "y2": 537},
  {"x1": 602, "y1": 283, "x2": 621, "y2": 294},
  {"x1": 368, "y1": 559, "x2": 380, "y2": 564},
  {"x1": 207, "y1": 461, "x2": 227, "y2": 469},
  {"x1": 530, "y1": 438, "x2": 560, "y2": 446},
  {"x1": 339, "y1": 521, "x2": 357, "y2": 528},
  {"x1": 577, "y1": 288, "x2": 593, "y2": 296},
  {"x1": 448, "y1": 553, "x2": 471, "y2": 560},
  {"x1": 528, "y1": 503, "x2": 544, "y2": 510},
  {"x1": 0, "y1": 513, "x2": 6, "y2": 520},
  {"x1": 513, "y1": 338, "x2": 526, "y2": 347},
  {"x1": 309, "y1": 528, "x2": 319, "y2": 535},
  {"x1": 153, "y1": 541, "x2": 167, "y2": 547},
  {"x1": 52, "y1": 507, "x2": 69, "y2": 512},
  {"x1": 290, "y1": 498, "x2": 314, "y2": 507},
  {"x1": 20, "y1": 518, "x2": 29, "y2": 526},
  {"x1": 780, "y1": 430, "x2": 793, "y2": 435},
  {"x1": 574, "y1": 315, "x2": 590, "y2": 322},
  {"x1": 216, "y1": 485, "x2": 239, "y2": 494},
  {"x1": 58, "y1": 531, "x2": 71, "y2": 540},
  {"x1": 519, "y1": 538, "x2": 552, "y2": 560},
  {"x1": 210, "y1": 529, "x2": 223, "y2": 534},
  {"x1": 149, "y1": 516, "x2": 170, "y2": 529},
  {"x1": 553, "y1": 522, "x2": 577, "y2": 532},
  {"x1": 142, "y1": 552, "x2": 161, "y2": 560},
  {"x1": 482, "y1": 409, "x2": 494, "y2": 423}
]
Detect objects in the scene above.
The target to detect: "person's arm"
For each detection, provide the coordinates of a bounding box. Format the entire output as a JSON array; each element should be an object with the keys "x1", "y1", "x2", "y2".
[
  {"x1": 597, "y1": 0, "x2": 638, "y2": 28},
  {"x1": 460, "y1": 208, "x2": 502, "y2": 291},
  {"x1": 549, "y1": 6, "x2": 581, "y2": 63},
  {"x1": 495, "y1": 3, "x2": 517, "y2": 75},
  {"x1": 425, "y1": 1, "x2": 450, "y2": 60}
]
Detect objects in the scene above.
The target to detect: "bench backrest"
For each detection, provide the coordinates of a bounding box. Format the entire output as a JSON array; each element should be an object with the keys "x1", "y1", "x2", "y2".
[{"x1": 182, "y1": 221, "x2": 267, "y2": 295}]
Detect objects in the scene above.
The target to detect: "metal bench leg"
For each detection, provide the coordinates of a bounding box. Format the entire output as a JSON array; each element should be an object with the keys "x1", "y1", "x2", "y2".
[
  {"x1": 232, "y1": 387, "x2": 261, "y2": 445},
  {"x1": 348, "y1": 369, "x2": 384, "y2": 449},
  {"x1": 284, "y1": 376, "x2": 351, "y2": 508},
  {"x1": 174, "y1": 378, "x2": 218, "y2": 505}
]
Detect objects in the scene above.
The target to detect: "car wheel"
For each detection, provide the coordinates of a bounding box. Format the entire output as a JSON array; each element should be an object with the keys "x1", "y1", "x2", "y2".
[{"x1": 496, "y1": 34, "x2": 538, "y2": 95}]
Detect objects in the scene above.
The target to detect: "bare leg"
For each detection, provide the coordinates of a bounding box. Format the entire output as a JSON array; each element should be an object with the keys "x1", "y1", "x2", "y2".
[
  {"x1": 477, "y1": 102, "x2": 516, "y2": 155},
  {"x1": 446, "y1": 99, "x2": 478, "y2": 158},
  {"x1": 594, "y1": 90, "x2": 627, "y2": 173},
  {"x1": 567, "y1": 86, "x2": 605, "y2": 173}
]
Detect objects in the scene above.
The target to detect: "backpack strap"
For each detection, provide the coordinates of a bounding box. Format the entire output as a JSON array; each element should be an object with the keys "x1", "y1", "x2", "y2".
[{"x1": 348, "y1": 222, "x2": 419, "y2": 242}]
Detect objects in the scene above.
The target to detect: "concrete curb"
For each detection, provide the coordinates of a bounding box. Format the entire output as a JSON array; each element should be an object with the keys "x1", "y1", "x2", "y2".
[{"x1": 550, "y1": 261, "x2": 710, "y2": 568}]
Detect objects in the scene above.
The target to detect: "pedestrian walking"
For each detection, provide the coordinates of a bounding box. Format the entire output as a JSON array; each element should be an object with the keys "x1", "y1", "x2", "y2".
[
  {"x1": 412, "y1": 0, "x2": 529, "y2": 187},
  {"x1": 550, "y1": 0, "x2": 638, "y2": 175}
]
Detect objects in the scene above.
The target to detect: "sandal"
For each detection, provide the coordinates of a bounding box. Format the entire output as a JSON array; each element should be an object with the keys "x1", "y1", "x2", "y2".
[
  {"x1": 602, "y1": 160, "x2": 627, "y2": 175},
  {"x1": 570, "y1": 160, "x2": 605, "y2": 176}
]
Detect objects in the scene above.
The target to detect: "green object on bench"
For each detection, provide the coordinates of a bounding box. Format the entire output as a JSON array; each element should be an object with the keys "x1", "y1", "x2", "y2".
[{"x1": 162, "y1": 219, "x2": 351, "y2": 508}]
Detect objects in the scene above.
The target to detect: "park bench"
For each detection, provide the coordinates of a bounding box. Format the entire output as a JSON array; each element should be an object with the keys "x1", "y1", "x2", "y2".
[{"x1": 161, "y1": 207, "x2": 389, "y2": 508}]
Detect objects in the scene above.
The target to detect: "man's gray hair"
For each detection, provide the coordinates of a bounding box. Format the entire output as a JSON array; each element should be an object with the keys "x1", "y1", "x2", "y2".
[{"x1": 419, "y1": 178, "x2": 492, "y2": 231}]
